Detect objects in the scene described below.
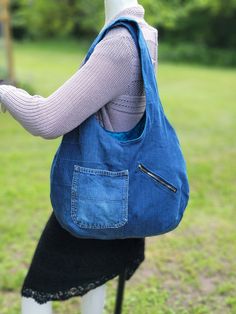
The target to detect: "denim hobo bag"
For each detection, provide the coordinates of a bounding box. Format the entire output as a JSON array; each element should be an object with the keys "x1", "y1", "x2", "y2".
[{"x1": 50, "y1": 17, "x2": 190, "y2": 240}]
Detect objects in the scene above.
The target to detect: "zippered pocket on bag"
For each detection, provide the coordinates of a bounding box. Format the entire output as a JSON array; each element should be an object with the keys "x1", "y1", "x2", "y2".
[{"x1": 138, "y1": 163, "x2": 177, "y2": 193}]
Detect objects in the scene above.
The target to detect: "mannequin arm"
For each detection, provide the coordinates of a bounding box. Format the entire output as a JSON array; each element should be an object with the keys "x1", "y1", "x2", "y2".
[{"x1": 0, "y1": 28, "x2": 134, "y2": 139}]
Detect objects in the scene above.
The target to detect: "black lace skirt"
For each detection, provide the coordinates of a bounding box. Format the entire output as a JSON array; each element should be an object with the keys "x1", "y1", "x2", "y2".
[{"x1": 21, "y1": 211, "x2": 145, "y2": 304}]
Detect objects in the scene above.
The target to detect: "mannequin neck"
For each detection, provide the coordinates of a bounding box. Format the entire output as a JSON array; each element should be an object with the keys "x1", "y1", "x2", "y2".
[{"x1": 104, "y1": 0, "x2": 138, "y2": 25}]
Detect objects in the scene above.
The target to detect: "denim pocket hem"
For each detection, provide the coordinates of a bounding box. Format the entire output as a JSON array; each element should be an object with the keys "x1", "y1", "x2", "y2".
[
  {"x1": 71, "y1": 165, "x2": 129, "y2": 229},
  {"x1": 74, "y1": 164, "x2": 129, "y2": 177}
]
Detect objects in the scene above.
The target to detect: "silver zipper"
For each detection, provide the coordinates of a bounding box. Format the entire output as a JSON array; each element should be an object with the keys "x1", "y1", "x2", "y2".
[{"x1": 138, "y1": 163, "x2": 177, "y2": 193}]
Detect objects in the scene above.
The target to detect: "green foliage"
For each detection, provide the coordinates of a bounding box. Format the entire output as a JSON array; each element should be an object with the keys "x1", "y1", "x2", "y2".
[
  {"x1": 72, "y1": 0, "x2": 104, "y2": 37},
  {"x1": 159, "y1": 42, "x2": 236, "y2": 67},
  {"x1": 140, "y1": 0, "x2": 236, "y2": 48},
  {"x1": 10, "y1": 0, "x2": 104, "y2": 40},
  {"x1": 0, "y1": 66, "x2": 8, "y2": 78},
  {"x1": 10, "y1": 0, "x2": 76, "y2": 39},
  {"x1": 8, "y1": 0, "x2": 236, "y2": 51}
]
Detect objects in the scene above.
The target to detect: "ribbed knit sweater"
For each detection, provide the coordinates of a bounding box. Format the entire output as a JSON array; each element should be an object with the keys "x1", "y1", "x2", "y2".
[{"x1": 0, "y1": 4, "x2": 158, "y2": 139}]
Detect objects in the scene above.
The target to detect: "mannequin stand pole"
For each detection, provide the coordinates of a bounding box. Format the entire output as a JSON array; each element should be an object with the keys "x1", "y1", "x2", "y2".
[{"x1": 114, "y1": 267, "x2": 127, "y2": 314}]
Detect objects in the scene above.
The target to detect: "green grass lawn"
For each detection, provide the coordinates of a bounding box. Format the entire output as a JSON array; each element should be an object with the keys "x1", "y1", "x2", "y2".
[{"x1": 0, "y1": 38, "x2": 236, "y2": 314}]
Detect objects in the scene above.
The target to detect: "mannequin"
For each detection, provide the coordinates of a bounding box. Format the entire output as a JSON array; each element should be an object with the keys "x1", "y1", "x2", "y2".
[
  {"x1": 21, "y1": 1, "x2": 139, "y2": 314},
  {"x1": 104, "y1": 0, "x2": 138, "y2": 25}
]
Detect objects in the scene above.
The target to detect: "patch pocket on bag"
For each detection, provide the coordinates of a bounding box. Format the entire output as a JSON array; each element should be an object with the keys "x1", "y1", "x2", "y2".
[{"x1": 71, "y1": 165, "x2": 129, "y2": 229}]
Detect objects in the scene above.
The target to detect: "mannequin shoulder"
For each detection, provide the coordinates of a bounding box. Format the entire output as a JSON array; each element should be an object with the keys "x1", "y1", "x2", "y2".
[
  {"x1": 102, "y1": 25, "x2": 133, "y2": 40},
  {"x1": 101, "y1": 22, "x2": 158, "y2": 56},
  {"x1": 99, "y1": 25, "x2": 139, "y2": 57}
]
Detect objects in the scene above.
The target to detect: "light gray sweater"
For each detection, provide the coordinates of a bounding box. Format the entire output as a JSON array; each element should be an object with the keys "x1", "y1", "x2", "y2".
[{"x1": 0, "y1": 4, "x2": 158, "y2": 139}]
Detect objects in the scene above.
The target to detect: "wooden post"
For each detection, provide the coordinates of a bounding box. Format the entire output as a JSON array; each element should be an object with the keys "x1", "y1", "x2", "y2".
[{"x1": 0, "y1": 0, "x2": 15, "y2": 84}]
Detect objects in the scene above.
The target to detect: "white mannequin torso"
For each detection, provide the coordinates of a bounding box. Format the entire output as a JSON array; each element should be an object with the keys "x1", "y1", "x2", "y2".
[
  {"x1": 21, "y1": 2, "x2": 155, "y2": 314},
  {"x1": 104, "y1": 0, "x2": 138, "y2": 25}
]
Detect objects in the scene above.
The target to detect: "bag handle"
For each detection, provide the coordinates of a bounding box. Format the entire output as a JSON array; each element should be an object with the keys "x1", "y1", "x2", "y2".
[{"x1": 83, "y1": 17, "x2": 163, "y2": 125}]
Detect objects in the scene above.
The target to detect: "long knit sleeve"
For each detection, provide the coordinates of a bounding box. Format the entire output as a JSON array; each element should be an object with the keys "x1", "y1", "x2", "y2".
[{"x1": 0, "y1": 29, "x2": 134, "y2": 139}]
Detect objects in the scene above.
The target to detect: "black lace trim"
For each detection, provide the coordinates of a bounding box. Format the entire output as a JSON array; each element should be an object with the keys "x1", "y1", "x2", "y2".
[{"x1": 21, "y1": 257, "x2": 144, "y2": 305}]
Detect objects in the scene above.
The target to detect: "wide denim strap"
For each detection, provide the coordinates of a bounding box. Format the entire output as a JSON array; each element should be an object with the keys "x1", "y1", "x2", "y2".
[{"x1": 82, "y1": 17, "x2": 163, "y2": 124}]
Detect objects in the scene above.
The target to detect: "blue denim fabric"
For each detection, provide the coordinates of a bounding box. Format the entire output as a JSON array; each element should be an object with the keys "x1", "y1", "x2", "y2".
[
  {"x1": 49, "y1": 17, "x2": 190, "y2": 239},
  {"x1": 71, "y1": 165, "x2": 129, "y2": 229}
]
